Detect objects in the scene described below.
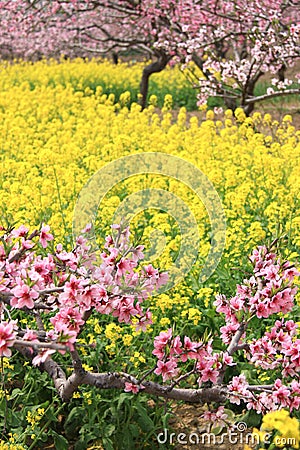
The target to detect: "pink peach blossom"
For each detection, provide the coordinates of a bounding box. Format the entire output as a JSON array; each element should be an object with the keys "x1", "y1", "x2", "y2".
[{"x1": 0, "y1": 321, "x2": 16, "y2": 357}]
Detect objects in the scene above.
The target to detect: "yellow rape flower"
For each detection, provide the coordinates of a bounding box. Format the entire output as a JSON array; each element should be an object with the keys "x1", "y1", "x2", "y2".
[
  {"x1": 122, "y1": 334, "x2": 133, "y2": 346},
  {"x1": 105, "y1": 323, "x2": 122, "y2": 341}
]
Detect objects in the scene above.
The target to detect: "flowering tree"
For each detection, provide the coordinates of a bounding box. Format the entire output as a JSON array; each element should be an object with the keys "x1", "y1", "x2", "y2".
[
  {"x1": 0, "y1": 0, "x2": 299, "y2": 111},
  {"x1": 1, "y1": 222, "x2": 300, "y2": 418}
]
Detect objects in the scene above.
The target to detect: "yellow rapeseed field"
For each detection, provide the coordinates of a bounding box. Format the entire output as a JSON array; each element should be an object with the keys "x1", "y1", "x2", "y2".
[{"x1": 0, "y1": 58, "x2": 300, "y2": 324}]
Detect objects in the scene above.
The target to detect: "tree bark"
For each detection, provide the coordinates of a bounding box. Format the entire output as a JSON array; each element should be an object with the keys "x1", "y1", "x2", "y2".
[
  {"x1": 278, "y1": 64, "x2": 286, "y2": 82},
  {"x1": 112, "y1": 51, "x2": 119, "y2": 65},
  {"x1": 139, "y1": 52, "x2": 171, "y2": 109},
  {"x1": 242, "y1": 71, "x2": 264, "y2": 116}
]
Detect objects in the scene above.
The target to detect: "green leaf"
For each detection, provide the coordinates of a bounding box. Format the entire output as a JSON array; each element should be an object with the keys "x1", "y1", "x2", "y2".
[
  {"x1": 117, "y1": 393, "x2": 130, "y2": 411},
  {"x1": 134, "y1": 403, "x2": 154, "y2": 433},
  {"x1": 240, "y1": 409, "x2": 262, "y2": 428},
  {"x1": 223, "y1": 409, "x2": 235, "y2": 421},
  {"x1": 49, "y1": 430, "x2": 68, "y2": 450},
  {"x1": 121, "y1": 429, "x2": 135, "y2": 450},
  {"x1": 45, "y1": 406, "x2": 59, "y2": 422},
  {"x1": 10, "y1": 388, "x2": 25, "y2": 400},
  {"x1": 128, "y1": 423, "x2": 140, "y2": 438},
  {"x1": 206, "y1": 309, "x2": 216, "y2": 319},
  {"x1": 162, "y1": 412, "x2": 172, "y2": 429},
  {"x1": 74, "y1": 440, "x2": 87, "y2": 450},
  {"x1": 102, "y1": 437, "x2": 114, "y2": 450},
  {"x1": 7, "y1": 410, "x2": 21, "y2": 427},
  {"x1": 211, "y1": 425, "x2": 225, "y2": 435},
  {"x1": 105, "y1": 424, "x2": 116, "y2": 437},
  {"x1": 78, "y1": 433, "x2": 97, "y2": 446},
  {"x1": 64, "y1": 406, "x2": 85, "y2": 438}
]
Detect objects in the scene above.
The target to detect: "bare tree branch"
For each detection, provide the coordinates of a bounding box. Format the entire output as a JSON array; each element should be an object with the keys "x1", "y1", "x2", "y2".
[{"x1": 244, "y1": 88, "x2": 300, "y2": 104}]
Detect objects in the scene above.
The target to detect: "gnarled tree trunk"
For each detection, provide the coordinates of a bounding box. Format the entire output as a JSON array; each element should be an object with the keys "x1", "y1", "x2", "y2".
[
  {"x1": 242, "y1": 71, "x2": 264, "y2": 116},
  {"x1": 139, "y1": 51, "x2": 171, "y2": 109}
]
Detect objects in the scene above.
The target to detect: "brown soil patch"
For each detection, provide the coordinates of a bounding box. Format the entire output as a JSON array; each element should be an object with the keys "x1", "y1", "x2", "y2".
[{"x1": 168, "y1": 404, "x2": 256, "y2": 450}]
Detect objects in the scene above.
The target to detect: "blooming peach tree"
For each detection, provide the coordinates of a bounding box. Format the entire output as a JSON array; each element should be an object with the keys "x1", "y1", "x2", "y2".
[
  {"x1": 0, "y1": 0, "x2": 299, "y2": 111},
  {"x1": 0, "y1": 222, "x2": 300, "y2": 417}
]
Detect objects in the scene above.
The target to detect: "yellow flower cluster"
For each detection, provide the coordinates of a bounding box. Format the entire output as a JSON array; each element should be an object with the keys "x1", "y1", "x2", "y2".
[
  {"x1": 86, "y1": 317, "x2": 102, "y2": 335},
  {"x1": 0, "y1": 57, "x2": 190, "y2": 100},
  {"x1": 197, "y1": 287, "x2": 214, "y2": 307},
  {"x1": 105, "y1": 323, "x2": 122, "y2": 341},
  {"x1": 0, "y1": 358, "x2": 14, "y2": 372},
  {"x1": 72, "y1": 391, "x2": 81, "y2": 399},
  {"x1": 129, "y1": 351, "x2": 146, "y2": 368},
  {"x1": 83, "y1": 391, "x2": 92, "y2": 405},
  {"x1": 0, "y1": 442, "x2": 25, "y2": 450},
  {"x1": 0, "y1": 389, "x2": 9, "y2": 400},
  {"x1": 249, "y1": 409, "x2": 300, "y2": 450},
  {"x1": 181, "y1": 307, "x2": 202, "y2": 325},
  {"x1": 262, "y1": 410, "x2": 300, "y2": 449},
  {"x1": 122, "y1": 334, "x2": 133, "y2": 346},
  {"x1": 26, "y1": 408, "x2": 45, "y2": 428}
]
